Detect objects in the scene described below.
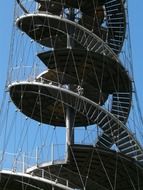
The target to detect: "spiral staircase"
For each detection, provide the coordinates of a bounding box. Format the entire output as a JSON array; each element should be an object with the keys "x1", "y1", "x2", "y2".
[{"x1": 1, "y1": 0, "x2": 143, "y2": 190}]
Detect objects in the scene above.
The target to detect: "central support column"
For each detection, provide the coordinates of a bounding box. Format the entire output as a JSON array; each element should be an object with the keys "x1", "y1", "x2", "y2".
[
  {"x1": 65, "y1": 7, "x2": 76, "y2": 162},
  {"x1": 67, "y1": 8, "x2": 75, "y2": 48},
  {"x1": 65, "y1": 104, "x2": 75, "y2": 162}
]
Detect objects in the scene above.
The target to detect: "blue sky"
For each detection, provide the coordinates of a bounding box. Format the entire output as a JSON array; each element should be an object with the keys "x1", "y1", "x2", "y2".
[
  {"x1": 128, "y1": 1, "x2": 143, "y2": 102},
  {"x1": 0, "y1": 1, "x2": 14, "y2": 97},
  {"x1": 0, "y1": 1, "x2": 143, "y2": 112}
]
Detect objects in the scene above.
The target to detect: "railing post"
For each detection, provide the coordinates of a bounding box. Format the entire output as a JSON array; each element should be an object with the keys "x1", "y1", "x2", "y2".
[
  {"x1": 22, "y1": 152, "x2": 25, "y2": 173},
  {"x1": 36, "y1": 147, "x2": 39, "y2": 166},
  {"x1": 42, "y1": 169, "x2": 44, "y2": 178},
  {"x1": 51, "y1": 144, "x2": 54, "y2": 163},
  {"x1": 66, "y1": 180, "x2": 69, "y2": 187}
]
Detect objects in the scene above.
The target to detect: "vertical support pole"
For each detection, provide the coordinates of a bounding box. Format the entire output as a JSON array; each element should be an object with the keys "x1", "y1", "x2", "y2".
[
  {"x1": 66, "y1": 180, "x2": 69, "y2": 187},
  {"x1": 66, "y1": 106, "x2": 75, "y2": 162},
  {"x1": 67, "y1": 8, "x2": 75, "y2": 48},
  {"x1": 42, "y1": 169, "x2": 44, "y2": 178},
  {"x1": 22, "y1": 153, "x2": 25, "y2": 173},
  {"x1": 51, "y1": 143, "x2": 54, "y2": 163},
  {"x1": 65, "y1": 7, "x2": 76, "y2": 162},
  {"x1": 36, "y1": 147, "x2": 39, "y2": 166}
]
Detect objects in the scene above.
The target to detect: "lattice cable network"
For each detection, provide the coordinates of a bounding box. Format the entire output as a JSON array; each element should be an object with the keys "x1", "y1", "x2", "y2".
[{"x1": 0, "y1": 0, "x2": 143, "y2": 190}]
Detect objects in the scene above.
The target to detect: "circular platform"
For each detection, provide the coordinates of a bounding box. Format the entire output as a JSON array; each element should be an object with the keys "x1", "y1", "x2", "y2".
[
  {"x1": 16, "y1": 13, "x2": 84, "y2": 48},
  {"x1": 1, "y1": 147, "x2": 142, "y2": 190},
  {"x1": 16, "y1": 5, "x2": 125, "y2": 53},
  {"x1": 17, "y1": 0, "x2": 126, "y2": 53},
  {"x1": 9, "y1": 48, "x2": 132, "y2": 127},
  {"x1": 0, "y1": 170, "x2": 72, "y2": 190},
  {"x1": 9, "y1": 82, "x2": 131, "y2": 130},
  {"x1": 35, "y1": 0, "x2": 105, "y2": 35},
  {"x1": 26, "y1": 145, "x2": 143, "y2": 190},
  {"x1": 37, "y1": 49, "x2": 131, "y2": 93},
  {"x1": 9, "y1": 82, "x2": 91, "y2": 126}
]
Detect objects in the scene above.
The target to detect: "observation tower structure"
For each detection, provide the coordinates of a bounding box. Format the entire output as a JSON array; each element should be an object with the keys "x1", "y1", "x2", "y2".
[{"x1": 0, "y1": 0, "x2": 143, "y2": 190}]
